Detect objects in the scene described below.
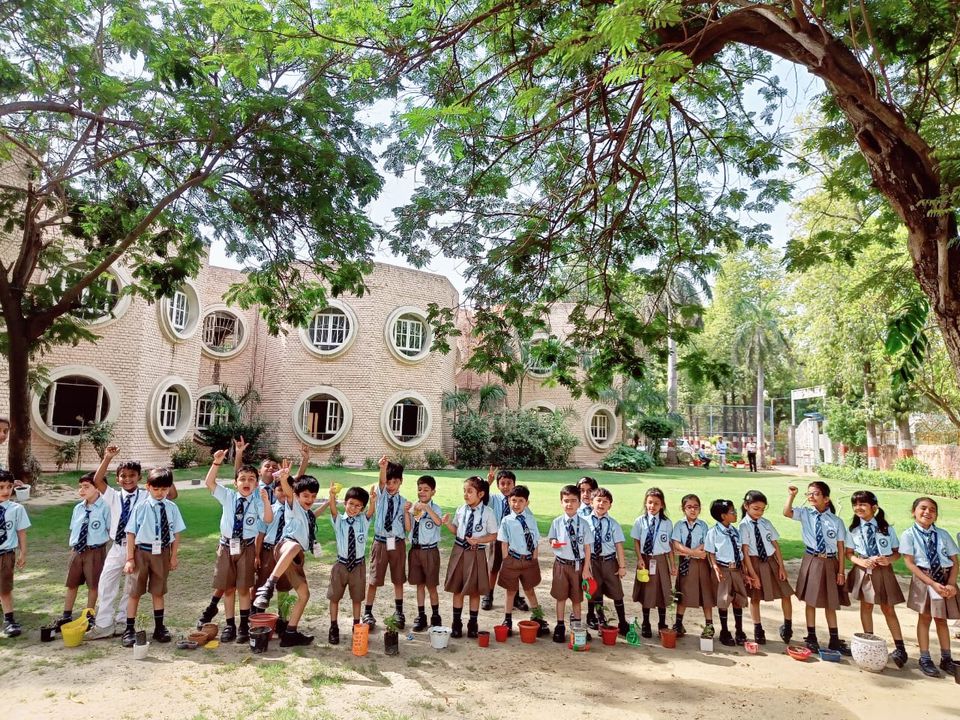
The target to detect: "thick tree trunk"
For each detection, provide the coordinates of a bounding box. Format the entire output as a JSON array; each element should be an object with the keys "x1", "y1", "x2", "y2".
[
  {"x1": 5, "y1": 330, "x2": 33, "y2": 480},
  {"x1": 896, "y1": 415, "x2": 914, "y2": 458},
  {"x1": 755, "y1": 363, "x2": 765, "y2": 468}
]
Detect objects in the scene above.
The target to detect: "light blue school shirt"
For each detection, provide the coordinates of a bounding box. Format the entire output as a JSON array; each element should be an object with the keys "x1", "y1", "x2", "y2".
[
  {"x1": 577, "y1": 503, "x2": 593, "y2": 520},
  {"x1": 128, "y1": 498, "x2": 186, "y2": 547},
  {"x1": 498, "y1": 512, "x2": 541, "y2": 556},
  {"x1": 790, "y1": 506, "x2": 845, "y2": 553},
  {"x1": 280, "y1": 499, "x2": 314, "y2": 551},
  {"x1": 373, "y1": 491, "x2": 406, "y2": 541},
  {"x1": 258, "y1": 480, "x2": 277, "y2": 504},
  {"x1": 548, "y1": 513, "x2": 593, "y2": 562},
  {"x1": 900, "y1": 524, "x2": 959, "y2": 570},
  {"x1": 0, "y1": 501, "x2": 30, "y2": 551},
  {"x1": 587, "y1": 513, "x2": 625, "y2": 557},
  {"x1": 212, "y1": 484, "x2": 266, "y2": 541},
  {"x1": 260, "y1": 500, "x2": 285, "y2": 545},
  {"x1": 410, "y1": 500, "x2": 442, "y2": 546},
  {"x1": 630, "y1": 514, "x2": 674, "y2": 555},
  {"x1": 705, "y1": 523, "x2": 742, "y2": 564},
  {"x1": 846, "y1": 519, "x2": 899, "y2": 558},
  {"x1": 671, "y1": 518, "x2": 709, "y2": 549},
  {"x1": 738, "y1": 516, "x2": 779, "y2": 558},
  {"x1": 331, "y1": 513, "x2": 370, "y2": 559},
  {"x1": 68, "y1": 496, "x2": 111, "y2": 548},
  {"x1": 451, "y1": 503, "x2": 498, "y2": 546}
]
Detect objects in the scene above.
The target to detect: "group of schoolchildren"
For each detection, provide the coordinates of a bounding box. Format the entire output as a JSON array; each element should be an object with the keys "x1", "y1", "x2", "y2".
[{"x1": 1, "y1": 435, "x2": 959, "y2": 681}]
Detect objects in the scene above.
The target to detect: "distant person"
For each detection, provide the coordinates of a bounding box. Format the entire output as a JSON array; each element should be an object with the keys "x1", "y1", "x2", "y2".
[
  {"x1": 716, "y1": 438, "x2": 729, "y2": 473},
  {"x1": 697, "y1": 447, "x2": 712, "y2": 470},
  {"x1": 746, "y1": 438, "x2": 758, "y2": 472}
]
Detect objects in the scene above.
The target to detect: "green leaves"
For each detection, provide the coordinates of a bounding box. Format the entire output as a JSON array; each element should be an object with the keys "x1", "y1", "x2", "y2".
[{"x1": 885, "y1": 296, "x2": 930, "y2": 389}]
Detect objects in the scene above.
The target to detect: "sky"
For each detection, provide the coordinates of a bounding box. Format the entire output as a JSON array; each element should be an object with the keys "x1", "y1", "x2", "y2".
[{"x1": 210, "y1": 58, "x2": 823, "y2": 297}]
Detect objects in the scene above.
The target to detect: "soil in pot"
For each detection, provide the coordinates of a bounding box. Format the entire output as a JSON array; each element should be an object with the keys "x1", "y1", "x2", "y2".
[{"x1": 384, "y1": 630, "x2": 399, "y2": 656}]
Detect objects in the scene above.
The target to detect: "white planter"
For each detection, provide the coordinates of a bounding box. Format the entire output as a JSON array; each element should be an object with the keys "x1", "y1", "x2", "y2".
[
  {"x1": 699, "y1": 637, "x2": 714, "y2": 653},
  {"x1": 429, "y1": 626, "x2": 451, "y2": 650},
  {"x1": 14, "y1": 486, "x2": 30, "y2": 502},
  {"x1": 132, "y1": 641, "x2": 150, "y2": 660},
  {"x1": 851, "y1": 632, "x2": 887, "y2": 672}
]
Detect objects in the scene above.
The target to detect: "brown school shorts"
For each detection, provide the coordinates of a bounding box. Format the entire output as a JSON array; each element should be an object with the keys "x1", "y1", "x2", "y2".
[
  {"x1": 367, "y1": 539, "x2": 407, "y2": 586},
  {"x1": 498, "y1": 554, "x2": 541, "y2": 592},
  {"x1": 550, "y1": 559, "x2": 584, "y2": 603},
  {"x1": 0, "y1": 551, "x2": 15, "y2": 594},
  {"x1": 275, "y1": 541, "x2": 306, "y2": 591},
  {"x1": 327, "y1": 561, "x2": 366, "y2": 602},
  {"x1": 408, "y1": 546, "x2": 441, "y2": 587},
  {"x1": 65, "y1": 545, "x2": 107, "y2": 589},
  {"x1": 256, "y1": 544, "x2": 279, "y2": 589},
  {"x1": 212, "y1": 542, "x2": 257, "y2": 592},
  {"x1": 133, "y1": 547, "x2": 171, "y2": 597},
  {"x1": 589, "y1": 555, "x2": 625, "y2": 601}
]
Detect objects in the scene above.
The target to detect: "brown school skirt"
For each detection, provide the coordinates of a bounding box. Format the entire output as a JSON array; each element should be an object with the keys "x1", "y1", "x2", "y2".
[
  {"x1": 274, "y1": 541, "x2": 306, "y2": 591},
  {"x1": 795, "y1": 554, "x2": 850, "y2": 609},
  {"x1": 327, "y1": 561, "x2": 366, "y2": 602},
  {"x1": 846, "y1": 564, "x2": 904, "y2": 606},
  {"x1": 550, "y1": 559, "x2": 584, "y2": 602},
  {"x1": 715, "y1": 565, "x2": 749, "y2": 609},
  {"x1": 589, "y1": 555, "x2": 625, "y2": 601},
  {"x1": 498, "y1": 555, "x2": 541, "y2": 592},
  {"x1": 256, "y1": 544, "x2": 279, "y2": 589},
  {"x1": 368, "y1": 539, "x2": 407, "y2": 586},
  {"x1": 213, "y1": 542, "x2": 256, "y2": 592},
  {"x1": 676, "y1": 558, "x2": 715, "y2": 608},
  {"x1": 906, "y1": 574, "x2": 960, "y2": 619},
  {"x1": 408, "y1": 546, "x2": 441, "y2": 587},
  {"x1": 632, "y1": 553, "x2": 672, "y2": 607},
  {"x1": 748, "y1": 556, "x2": 794, "y2": 602},
  {"x1": 65, "y1": 545, "x2": 107, "y2": 589},
  {"x1": 444, "y1": 545, "x2": 491, "y2": 595},
  {"x1": 0, "y1": 551, "x2": 15, "y2": 594},
  {"x1": 133, "y1": 547, "x2": 171, "y2": 597}
]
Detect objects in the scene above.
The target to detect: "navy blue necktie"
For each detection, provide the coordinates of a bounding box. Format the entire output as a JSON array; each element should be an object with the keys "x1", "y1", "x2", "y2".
[
  {"x1": 753, "y1": 520, "x2": 768, "y2": 561},
  {"x1": 679, "y1": 524, "x2": 693, "y2": 576},
  {"x1": 593, "y1": 516, "x2": 603, "y2": 555},
  {"x1": 921, "y1": 527, "x2": 945, "y2": 583},
  {"x1": 274, "y1": 506, "x2": 285, "y2": 542},
  {"x1": 518, "y1": 514, "x2": 535, "y2": 553},
  {"x1": 728, "y1": 527, "x2": 742, "y2": 569},
  {"x1": 75, "y1": 507, "x2": 90, "y2": 552},
  {"x1": 347, "y1": 518, "x2": 356, "y2": 566},
  {"x1": 643, "y1": 518, "x2": 655, "y2": 555},
  {"x1": 0, "y1": 506, "x2": 7, "y2": 546},
  {"x1": 502, "y1": 497, "x2": 509, "y2": 521},
  {"x1": 567, "y1": 519, "x2": 580, "y2": 560},
  {"x1": 116, "y1": 492, "x2": 134, "y2": 543},
  {"x1": 232, "y1": 497, "x2": 246, "y2": 538},
  {"x1": 865, "y1": 523, "x2": 879, "y2": 556},
  {"x1": 307, "y1": 509, "x2": 316, "y2": 550},
  {"x1": 464, "y1": 509, "x2": 476, "y2": 539},
  {"x1": 814, "y1": 512, "x2": 826, "y2": 553},
  {"x1": 159, "y1": 503, "x2": 171, "y2": 546},
  {"x1": 384, "y1": 495, "x2": 395, "y2": 532}
]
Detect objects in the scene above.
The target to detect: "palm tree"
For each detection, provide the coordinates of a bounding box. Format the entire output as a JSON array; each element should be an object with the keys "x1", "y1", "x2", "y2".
[
  {"x1": 599, "y1": 377, "x2": 667, "y2": 443},
  {"x1": 731, "y1": 297, "x2": 789, "y2": 467}
]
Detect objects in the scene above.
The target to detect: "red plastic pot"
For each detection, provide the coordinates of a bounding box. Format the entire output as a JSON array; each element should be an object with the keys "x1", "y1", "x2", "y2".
[
  {"x1": 493, "y1": 624, "x2": 509, "y2": 642},
  {"x1": 600, "y1": 627, "x2": 618, "y2": 646},
  {"x1": 477, "y1": 630, "x2": 490, "y2": 647}
]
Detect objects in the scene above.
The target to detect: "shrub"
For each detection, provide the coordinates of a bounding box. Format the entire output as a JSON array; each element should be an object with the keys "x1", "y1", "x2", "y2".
[
  {"x1": 636, "y1": 416, "x2": 676, "y2": 464},
  {"x1": 327, "y1": 449, "x2": 345, "y2": 468},
  {"x1": 817, "y1": 463, "x2": 960, "y2": 499},
  {"x1": 170, "y1": 440, "x2": 201, "y2": 469},
  {"x1": 452, "y1": 411, "x2": 493, "y2": 468},
  {"x1": 197, "y1": 419, "x2": 271, "y2": 462},
  {"x1": 893, "y1": 457, "x2": 932, "y2": 476},
  {"x1": 843, "y1": 451, "x2": 867, "y2": 469},
  {"x1": 424, "y1": 450, "x2": 448, "y2": 470},
  {"x1": 363, "y1": 456, "x2": 378, "y2": 471},
  {"x1": 600, "y1": 444, "x2": 655, "y2": 473},
  {"x1": 55, "y1": 441, "x2": 78, "y2": 471},
  {"x1": 84, "y1": 420, "x2": 116, "y2": 459},
  {"x1": 452, "y1": 409, "x2": 577, "y2": 469}
]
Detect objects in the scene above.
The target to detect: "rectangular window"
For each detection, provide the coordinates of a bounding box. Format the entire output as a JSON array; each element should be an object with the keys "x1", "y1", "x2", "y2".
[
  {"x1": 325, "y1": 399, "x2": 342, "y2": 434},
  {"x1": 159, "y1": 390, "x2": 180, "y2": 431},
  {"x1": 169, "y1": 291, "x2": 189, "y2": 331},
  {"x1": 196, "y1": 397, "x2": 213, "y2": 429},
  {"x1": 394, "y1": 318, "x2": 423, "y2": 355},
  {"x1": 591, "y1": 413, "x2": 608, "y2": 442},
  {"x1": 390, "y1": 403, "x2": 404, "y2": 435},
  {"x1": 310, "y1": 312, "x2": 347, "y2": 350}
]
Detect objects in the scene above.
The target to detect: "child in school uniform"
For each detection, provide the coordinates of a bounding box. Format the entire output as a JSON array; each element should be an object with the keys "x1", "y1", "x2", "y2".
[
  {"x1": 740, "y1": 490, "x2": 794, "y2": 645},
  {"x1": 845, "y1": 490, "x2": 908, "y2": 668},
  {"x1": 484, "y1": 467, "x2": 530, "y2": 612},
  {"x1": 899, "y1": 496, "x2": 960, "y2": 678},
  {"x1": 586, "y1": 487, "x2": 629, "y2": 635},
  {"x1": 0, "y1": 470, "x2": 29, "y2": 637},
  {"x1": 204, "y1": 449, "x2": 273, "y2": 643},
  {"x1": 362, "y1": 456, "x2": 407, "y2": 629},
  {"x1": 548, "y1": 484, "x2": 594, "y2": 643},
  {"x1": 252, "y1": 461, "x2": 328, "y2": 647},
  {"x1": 327, "y1": 481, "x2": 374, "y2": 645},
  {"x1": 407, "y1": 475, "x2": 448, "y2": 631},
  {"x1": 784, "y1": 481, "x2": 851, "y2": 654},
  {"x1": 706, "y1": 499, "x2": 749, "y2": 646},
  {"x1": 443, "y1": 475, "x2": 498, "y2": 639},
  {"x1": 55, "y1": 473, "x2": 111, "y2": 631},
  {"x1": 88, "y1": 446, "x2": 160, "y2": 640},
  {"x1": 496, "y1": 485, "x2": 549, "y2": 636},
  {"x1": 671, "y1": 493, "x2": 714, "y2": 638},
  {"x1": 631, "y1": 487, "x2": 674, "y2": 638},
  {"x1": 254, "y1": 475, "x2": 288, "y2": 614},
  {"x1": 122, "y1": 468, "x2": 186, "y2": 647},
  {"x1": 577, "y1": 476, "x2": 598, "y2": 519}
]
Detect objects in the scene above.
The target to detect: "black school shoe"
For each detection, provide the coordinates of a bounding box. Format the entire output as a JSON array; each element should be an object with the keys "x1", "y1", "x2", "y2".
[
  {"x1": 252, "y1": 583, "x2": 274, "y2": 612},
  {"x1": 53, "y1": 614, "x2": 73, "y2": 632},
  {"x1": 617, "y1": 620, "x2": 631, "y2": 638},
  {"x1": 586, "y1": 613, "x2": 599, "y2": 631},
  {"x1": 121, "y1": 628, "x2": 136, "y2": 648},
  {"x1": 754, "y1": 626, "x2": 766, "y2": 645},
  {"x1": 890, "y1": 646, "x2": 908, "y2": 668},
  {"x1": 672, "y1": 621, "x2": 686, "y2": 637},
  {"x1": 196, "y1": 604, "x2": 218, "y2": 629},
  {"x1": 719, "y1": 630, "x2": 735, "y2": 646},
  {"x1": 939, "y1": 657, "x2": 958, "y2": 677},
  {"x1": 535, "y1": 617, "x2": 551, "y2": 637},
  {"x1": 279, "y1": 629, "x2": 314, "y2": 647},
  {"x1": 220, "y1": 625, "x2": 237, "y2": 642},
  {"x1": 803, "y1": 635, "x2": 820, "y2": 652},
  {"x1": 328, "y1": 625, "x2": 340, "y2": 645},
  {"x1": 827, "y1": 637, "x2": 852, "y2": 656},
  {"x1": 640, "y1": 621, "x2": 652, "y2": 638},
  {"x1": 500, "y1": 618, "x2": 514, "y2": 637},
  {"x1": 450, "y1": 618, "x2": 463, "y2": 639},
  {"x1": 392, "y1": 612, "x2": 406, "y2": 630},
  {"x1": 430, "y1": 612, "x2": 443, "y2": 628},
  {"x1": 3, "y1": 620, "x2": 21, "y2": 638},
  {"x1": 412, "y1": 614, "x2": 429, "y2": 632},
  {"x1": 361, "y1": 612, "x2": 376, "y2": 629},
  {"x1": 466, "y1": 619, "x2": 479, "y2": 639},
  {"x1": 513, "y1": 595, "x2": 529, "y2": 612},
  {"x1": 480, "y1": 593, "x2": 493, "y2": 611},
  {"x1": 734, "y1": 630, "x2": 748, "y2": 646},
  {"x1": 553, "y1": 624, "x2": 566, "y2": 643},
  {"x1": 919, "y1": 656, "x2": 942, "y2": 677},
  {"x1": 778, "y1": 623, "x2": 792, "y2": 643},
  {"x1": 236, "y1": 627, "x2": 250, "y2": 644},
  {"x1": 153, "y1": 626, "x2": 172, "y2": 643}
]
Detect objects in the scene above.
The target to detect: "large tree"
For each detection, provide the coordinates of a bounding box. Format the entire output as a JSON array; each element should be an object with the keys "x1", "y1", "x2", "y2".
[
  {"x1": 0, "y1": 0, "x2": 383, "y2": 477},
  {"x1": 362, "y1": 1, "x2": 960, "y2": 393}
]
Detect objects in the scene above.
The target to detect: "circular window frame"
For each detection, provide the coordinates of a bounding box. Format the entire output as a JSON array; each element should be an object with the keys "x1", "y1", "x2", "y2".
[
  {"x1": 147, "y1": 376, "x2": 194, "y2": 447},
  {"x1": 380, "y1": 390, "x2": 433, "y2": 449},
  {"x1": 524, "y1": 334, "x2": 554, "y2": 379},
  {"x1": 157, "y1": 279, "x2": 201, "y2": 343},
  {"x1": 200, "y1": 304, "x2": 249, "y2": 359},
  {"x1": 84, "y1": 266, "x2": 133, "y2": 329},
  {"x1": 298, "y1": 300, "x2": 359, "y2": 360},
  {"x1": 194, "y1": 385, "x2": 232, "y2": 431},
  {"x1": 584, "y1": 404, "x2": 619, "y2": 451},
  {"x1": 31, "y1": 365, "x2": 121, "y2": 444},
  {"x1": 291, "y1": 386, "x2": 353, "y2": 448},
  {"x1": 521, "y1": 400, "x2": 557, "y2": 414},
  {"x1": 384, "y1": 306, "x2": 432, "y2": 364}
]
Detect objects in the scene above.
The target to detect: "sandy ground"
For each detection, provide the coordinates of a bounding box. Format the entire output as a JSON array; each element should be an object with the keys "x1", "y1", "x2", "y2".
[{"x1": 3, "y1": 552, "x2": 959, "y2": 720}]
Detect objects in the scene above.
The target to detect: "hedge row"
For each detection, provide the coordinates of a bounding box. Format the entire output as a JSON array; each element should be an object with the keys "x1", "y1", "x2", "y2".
[{"x1": 816, "y1": 463, "x2": 960, "y2": 500}]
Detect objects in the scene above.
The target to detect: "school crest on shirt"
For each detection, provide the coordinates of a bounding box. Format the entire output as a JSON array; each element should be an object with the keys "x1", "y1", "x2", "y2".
[
  {"x1": 245, "y1": 516, "x2": 257, "y2": 527},
  {"x1": 91, "y1": 520, "x2": 102, "y2": 530},
  {"x1": 4, "y1": 520, "x2": 13, "y2": 531},
  {"x1": 421, "y1": 518, "x2": 435, "y2": 531},
  {"x1": 659, "y1": 533, "x2": 668, "y2": 544},
  {"x1": 826, "y1": 528, "x2": 837, "y2": 540},
  {"x1": 766, "y1": 532, "x2": 773, "y2": 543},
  {"x1": 356, "y1": 532, "x2": 366, "y2": 544},
  {"x1": 878, "y1": 536, "x2": 889, "y2": 549},
  {"x1": 941, "y1": 545, "x2": 950, "y2": 559}
]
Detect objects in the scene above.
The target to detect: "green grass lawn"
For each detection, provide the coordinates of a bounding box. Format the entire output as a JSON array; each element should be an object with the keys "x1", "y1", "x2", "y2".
[{"x1": 11, "y1": 464, "x2": 960, "y2": 633}]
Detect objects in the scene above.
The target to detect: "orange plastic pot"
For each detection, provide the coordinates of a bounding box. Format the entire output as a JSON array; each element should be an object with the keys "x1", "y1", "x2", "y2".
[
  {"x1": 352, "y1": 622, "x2": 369, "y2": 656},
  {"x1": 518, "y1": 620, "x2": 539, "y2": 644},
  {"x1": 659, "y1": 628, "x2": 677, "y2": 648}
]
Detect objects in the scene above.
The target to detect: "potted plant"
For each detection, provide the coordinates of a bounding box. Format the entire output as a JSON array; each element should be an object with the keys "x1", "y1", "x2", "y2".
[
  {"x1": 530, "y1": 605, "x2": 550, "y2": 637},
  {"x1": 384, "y1": 614, "x2": 400, "y2": 656},
  {"x1": 276, "y1": 593, "x2": 295, "y2": 636},
  {"x1": 699, "y1": 623, "x2": 715, "y2": 652}
]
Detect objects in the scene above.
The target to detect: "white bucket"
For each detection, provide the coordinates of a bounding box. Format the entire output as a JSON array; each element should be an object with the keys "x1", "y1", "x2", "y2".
[
  {"x1": 14, "y1": 486, "x2": 30, "y2": 502},
  {"x1": 699, "y1": 637, "x2": 714, "y2": 653},
  {"x1": 133, "y1": 641, "x2": 150, "y2": 660},
  {"x1": 429, "y1": 626, "x2": 451, "y2": 650}
]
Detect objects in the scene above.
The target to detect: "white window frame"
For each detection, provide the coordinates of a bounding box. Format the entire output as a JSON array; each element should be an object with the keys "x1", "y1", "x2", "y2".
[
  {"x1": 590, "y1": 412, "x2": 609, "y2": 442},
  {"x1": 147, "y1": 377, "x2": 194, "y2": 447},
  {"x1": 169, "y1": 291, "x2": 189, "y2": 332},
  {"x1": 158, "y1": 281, "x2": 200, "y2": 342},
  {"x1": 41, "y1": 376, "x2": 107, "y2": 436},
  {"x1": 159, "y1": 389, "x2": 180, "y2": 433},
  {"x1": 384, "y1": 306, "x2": 432, "y2": 364},
  {"x1": 195, "y1": 393, "x2": 230, "y2": 430},
  {"x1": 380, "y1": 390, "x2": 433, "y2": 448},
  {"x1": 583, "y1": 404, "x2": 619, "y2": 452},
  {"x1": 290, "y1": 386, "x2": 352, "y2": 447},
  {"x1": 394, "y1": 316, "x2": 424, "y2": 356},
  {"x1": 31, "y1": 366, "x2": 121, "y2": 444},
  {"x1": 525, "y1": 340, "x2": 553, "y2": 378},
  {"x1": 298, "y1": 301, "x2": 359, "y2": 359}
]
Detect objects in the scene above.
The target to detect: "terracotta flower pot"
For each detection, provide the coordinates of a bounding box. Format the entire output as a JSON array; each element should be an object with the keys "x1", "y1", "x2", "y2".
[{"x1": 518, "y1": 620, "x2": 539, "y2": 644}]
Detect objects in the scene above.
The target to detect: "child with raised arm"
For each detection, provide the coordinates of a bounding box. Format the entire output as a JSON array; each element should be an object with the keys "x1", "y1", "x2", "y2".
[
  {"x1": 362, "y1": 455, "x2": 407, "y2": 629},
  {"x1": 407, "y1": 475, "x2": 448, "y2": 631},
  {"x1": 326, "y1": 480, "x2": 374, "y2": 645}
]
